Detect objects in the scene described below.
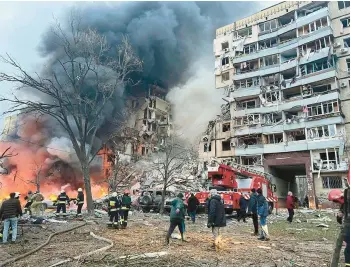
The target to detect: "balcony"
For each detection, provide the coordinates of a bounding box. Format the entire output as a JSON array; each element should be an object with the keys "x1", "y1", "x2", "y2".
[
  {"x1": 233, "y1": 116, "x2": 344, "y2": 136},
  {"x1": 234, "y1": 91, "x2": 339, "y2": 117},
  {"x1": 257, "y1": 7, "x2": 329, "y2": 41},
  {"x1": 299, "y1": 46, "x2": 331, "y2": 65},
  {"x1": 232, "y1": 26, "x2": 332, "y2": 64},
  {"x1": 234, "y1": 136, "x2": 344, "y2": 156}
]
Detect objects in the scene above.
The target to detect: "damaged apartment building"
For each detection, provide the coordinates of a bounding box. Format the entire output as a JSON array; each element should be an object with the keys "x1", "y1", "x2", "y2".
[{"x1": 200, "y1": 1, "x2": 350, "y2": 208}]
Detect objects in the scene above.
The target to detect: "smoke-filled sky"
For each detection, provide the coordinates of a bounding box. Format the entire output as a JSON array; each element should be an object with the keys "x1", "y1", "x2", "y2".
[{"x1": 0, "y1": 1, "x2": 274, "y2": 136}]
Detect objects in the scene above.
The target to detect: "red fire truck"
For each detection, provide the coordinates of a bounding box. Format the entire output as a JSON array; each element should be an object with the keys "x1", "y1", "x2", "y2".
[{"x1": 192, "y1": 163, "x2": 278, "y2": 215}]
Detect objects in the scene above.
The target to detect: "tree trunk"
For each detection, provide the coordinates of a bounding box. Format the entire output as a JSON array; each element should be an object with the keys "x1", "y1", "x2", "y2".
[
  {"x1": 160, "y1": 182, "x2": 167, "y2": 214},
  {"x1": 82, "y1": 163, "x2": 94, "y2": 213},
  {"x1": 36, "y1": 182, "x2": 40, "y2": 193},
  {"x1": 331, "y1": 222, "x2": 348, "y2": 266}
]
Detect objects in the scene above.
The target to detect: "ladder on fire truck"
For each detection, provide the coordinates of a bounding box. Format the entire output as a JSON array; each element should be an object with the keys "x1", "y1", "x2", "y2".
[{"x1": 228, "y1": 163, "x2": 277, "y2": 182}]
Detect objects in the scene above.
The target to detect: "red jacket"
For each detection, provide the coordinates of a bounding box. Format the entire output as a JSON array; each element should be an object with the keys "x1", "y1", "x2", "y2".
[{"x1": 286, "y1": 195, "x2": 295, "y2": 209}]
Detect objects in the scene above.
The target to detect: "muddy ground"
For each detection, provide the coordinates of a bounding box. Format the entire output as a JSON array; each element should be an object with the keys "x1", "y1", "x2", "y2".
[{"x1": 0, "y1": 209, "x2": 345, "y2": 267}]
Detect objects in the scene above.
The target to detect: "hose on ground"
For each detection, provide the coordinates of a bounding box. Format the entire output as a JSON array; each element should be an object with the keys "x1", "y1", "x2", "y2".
[
  {"x1": 0, "y1": 222, "x2": 87, "y2": 267},
  {"x1": 48, "y1": 231, "x2": 114, "y2": 267}
]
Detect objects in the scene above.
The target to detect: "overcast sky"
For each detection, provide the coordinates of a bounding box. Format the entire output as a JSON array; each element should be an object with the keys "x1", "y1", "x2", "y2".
[{"x1": 0, "y1": 1, "x2": 274, "y2": 131}]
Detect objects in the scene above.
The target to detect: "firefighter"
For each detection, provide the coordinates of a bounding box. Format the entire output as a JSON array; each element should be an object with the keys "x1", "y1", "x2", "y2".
[
  {"x1": 24, "y1": 191, "x2": 33, "y2": 215},
  {"x1": 120, "y1": 189, "x2": 132, "y2": 229},
  {"x1": 108, "y1": 192, "x2": 120, "y2": 228},
  {"x1": 56, "y1": 190, "x2": 70, "y2": 217},
  {"x1": 14, "y1": 192, "x2": 20, "y2": 200},
  {"x1": 30, "y1": 191, "x2": 44, "y2": 216},
  {"x1": 76, "y1": 188, "x2": 84, "y2": 217}
]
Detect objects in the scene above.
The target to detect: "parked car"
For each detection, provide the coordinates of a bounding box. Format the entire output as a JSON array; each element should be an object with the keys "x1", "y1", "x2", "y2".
[
  {"x1": 138, "y1": 189, "x2": 182, "y2": 213},
  {"x1": 42, "y1": 199, "x2": 57, "y2": 210}
]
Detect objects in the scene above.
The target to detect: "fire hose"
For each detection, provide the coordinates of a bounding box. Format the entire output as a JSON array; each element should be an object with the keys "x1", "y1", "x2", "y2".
[{"x1": 0, "y1": 222, "x2": 87, "y2": 267}]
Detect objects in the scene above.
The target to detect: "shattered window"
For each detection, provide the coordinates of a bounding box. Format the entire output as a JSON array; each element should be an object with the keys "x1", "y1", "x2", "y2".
[
  {"x1": 344, "y1": 37, "x2": 350, "y2": 48},
  {"x1": 221, "y1": 42, "x2": 229, "y2": 50},
  {"x1": 222, "y1": 72, "x2": 230, "y2": 81},
  {"x1": 322, "y1": 176, "x2": 343, "y2": 189},
  {"x1": 222, "y1": 140, "x2": 231, "y2": 151},
  {"x1": 204, "y1": 143, "x2": 212, "y2": 152},
  {"x1": 222, "y1": 123, "x2": 230, "y2": 132},
  {"x1": 222, "y1": 57, "x2": 230, "y2": 66},
  {"x1": 347, "y1": 58, "x2": 350, "y2": 73},
  {"x1": 338, "y1": 1, "x2": 350, "y2": 9},
  {"x1": 341, "y1": 17, "x2": 350, "y2": 28}
]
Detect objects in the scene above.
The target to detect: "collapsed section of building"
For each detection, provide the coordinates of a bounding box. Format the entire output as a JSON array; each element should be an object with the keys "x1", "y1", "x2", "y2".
[{"x1": 200, "y1": 1, "x2": 350, "y2": 208}]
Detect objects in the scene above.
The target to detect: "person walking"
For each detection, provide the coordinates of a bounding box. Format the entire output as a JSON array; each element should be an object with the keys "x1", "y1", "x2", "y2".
[
  {"x1": 248, "y1": 188, "x2": 258, "y2": 235},
  {"x1": 166, "y1": 193, "x2": 186, "y2": 244},
  {"x1": 207, "y1": 189, "x2": 226, "y2": 248},
  {"x1": 286, "y1": 191, "x2": 295, "y2": 223},
  {"x1": 0, "y1": 193, "x2": 22, "y2": 244},
  {"x1": 24, "y1": 191, "x2": 33, "y2": 215},
  {"x1": 56, "y1": 190, "x2": 70, "y2": 218},
  {"x1": 238, "y1": 193, "x2": 248, "y2": 222},
  {"x1": 76, "y1": 188, "x2": 84, "y2": 217},
  {"x1": 257, "y1": 188, "x2": 270, "y2": 241},
  {"x1": 187, "y1": 193, "x2": 199, "y2": 223}
]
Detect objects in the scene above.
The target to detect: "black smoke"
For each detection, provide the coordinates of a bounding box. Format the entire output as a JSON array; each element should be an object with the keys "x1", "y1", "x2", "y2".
[{"x1": 40, "y1": 1, "x2": 257, "y2": 95}]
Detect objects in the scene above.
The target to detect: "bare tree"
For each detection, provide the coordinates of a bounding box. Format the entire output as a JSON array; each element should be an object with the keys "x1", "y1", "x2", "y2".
[
  {"x1": 28, "y1": 161, "x2": 54, "y2": 193},
  {"x1": 0, "y1": 146, "x2": 18, "y2": 175},
  {"x1": 0, "y1": 14, "x2": 142, "y2": 212},
  {"x1": 149, "y1": 133, "x2": 198, "y2": 214}
]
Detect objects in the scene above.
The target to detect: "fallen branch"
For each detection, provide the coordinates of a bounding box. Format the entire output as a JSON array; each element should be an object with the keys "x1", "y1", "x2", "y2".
[
  {"x1": 0, "y1": 222, "x2": 87, "y2": 267},
  {"x1": 48, "y1": 231, "x2": 114, "y2": 267},
  {"x1": 118, "y1": 251, "x2": 169, "y2": 260}
]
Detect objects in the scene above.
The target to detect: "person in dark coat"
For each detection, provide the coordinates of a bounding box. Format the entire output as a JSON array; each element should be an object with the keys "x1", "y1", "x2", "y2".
[
  {"x1": 207, "y1": 189, "x2": 226, "y2": 248},
  {"x1": 56, "y1": 190, "x2": 70, "y2": 218},
  {"x1": 247, "y1": 188, "x2": 258, "y2": 235},
  {"x1": 286, "y1": 191, "x2": 295, "y2": 223},
  {"x1": 187, "y1": 193, "x2": 200, "y2": 223},
  {"x1": 166, "y1": 193, "x2": 186, "y2": 244},
  {"x1": 0, "y1": 193, "x2": 22, "y2": 243},
  {"x1": 238, "y1": 193, "x2": 248, "y2": 222},
  {"x1": 257, "y1": 188, "x2": 270, "y2": 241}
]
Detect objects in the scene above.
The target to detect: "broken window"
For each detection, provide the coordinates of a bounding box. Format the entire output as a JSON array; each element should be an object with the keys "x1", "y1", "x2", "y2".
[
  {"x1": 314, "y1": 148, "x2": 340, "y2": 171},
  {"x1": 308, "y1": 101, "x2": 339, "y2": 117},
  {"x1": 283, "y1": 87, "x2": 301, "y2": 101},
  {"x1": 236, "y1": 59, "x2": 259, "y2": 74},
  {"x1": 243, "y1": 43, "x2": 256, "y2": 55},
  {"x1": 345, "y1": 38, "x2": 350, "y2": 48},
  {"x1": 312, "y1": 84, "x2": 331, "y2": 94},
  {"x1": 264, "y1": 91, "x2": 280, "y2": 103},
  {"x1": 298, "y1": 17, "x2": 328, "y2": 36},
  {"x1": 259, "y1": 19, "x2": 278, "y2": 33},
  {"x1": 286, "y1": 129, "x2": 305, "y2": 141},
  {"x1": 222, "y1": 140, "x2": 231, "y2": 151},
  {"x1": 338, "y1": 1, "x2": 350, "y2": 9},
  {"x1": 221, "y1": 72, "x2": 230, "y2": 82},
  {"x1": 262, "y1": 73, "x2": 280, "y2": 87},
  {"x1": 234, "y1": 78, "x2": 259, "y2": 89},
  {"x1": 260, "y1": 54, "x2": 279, "y2": 67},
  {"x1": 307, "y1": 124, "x2": 336, "y2": 139},
  {"x1": 235, "y1": 135, "x2": 262, "y2": 147},
  {"x1": 265, "y1": 133, "x2": 283, "y2": 144},
  {"x1": 279, "y1": 30, "x2": 297, "y2": 44},
  {"x1": 262, "y1": 113, "x2": 282, "y2": 125},
  {"x1": 347, "y1": 58, "x2": 350, "y2": 73},
  {"x1": 246, "y1": 114, "x2": 260, "y2": 125},
  {"x1": 258, "y1": 38, "x2": 277, "y2": 50},
  {"x1": 204, "y1": 142, "x2": 212, "y2": 152},
  {"x1": 237, "y1": 98, "x2": 258, "y2": 110},
  {"x1": 222, "y1": 57, "x2": 229, "y2": 66},
  {"x1": 299, "y1": 37, "x2": 331, "y2": 55},
  {"x1": 301, "y1": 58, "x2": 335, "y2": 76},
  {"x1": 322, "y1": 176, "x2": 343, "y2": 189},
  {"x1": 240, "y1": 155, "x2": 263, "y2": 166},
  {"x1": 221, "y1": 42, "x2": 229, "y2": 50},
  {"x1": 233, "y1": 27, "x2": 252, "y2": 40},
  {"x1": 222, "y1": 123, "x2": 230, "y2": 132},
  {"x1": 341, "y1": 17, "x2": 350, "y2": 28}
]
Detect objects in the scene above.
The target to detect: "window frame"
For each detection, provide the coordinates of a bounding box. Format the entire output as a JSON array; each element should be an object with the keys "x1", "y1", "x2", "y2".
[
  {"x1": 221, "y1": 71, "x2": 230, "y2": 82},
  {"x1": 338, "y1": 1, "x2": 350, "y2": 9},
  {"x1": 341, "y1": 17, "x2": 350, "y2": 28}
]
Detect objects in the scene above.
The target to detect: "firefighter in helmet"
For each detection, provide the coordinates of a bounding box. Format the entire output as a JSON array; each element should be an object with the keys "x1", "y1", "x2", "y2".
[
  {"x1": 24, "y1": 191, "x2": 33, "y2": 215},
  {"x1": 108, "y1": 192, "x2": 120, "y2": 228},
  {"x1": 120, "y1": 189, "x2": 132, "y2": 229},
  {"x1": 76, "y1": 188, "x2": 84, "y2": 217},
  {"x1": 56, "y1": 190, "x2": 70, "y2": 217}
]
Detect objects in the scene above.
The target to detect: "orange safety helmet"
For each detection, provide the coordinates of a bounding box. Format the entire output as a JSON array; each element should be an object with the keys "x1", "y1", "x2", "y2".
[
  {"x1": 328, "y1": 189, "x2": 344, "y2": 204},
  {"x1": 124, "y1": 189, "x2": 130, "y2": 195}
]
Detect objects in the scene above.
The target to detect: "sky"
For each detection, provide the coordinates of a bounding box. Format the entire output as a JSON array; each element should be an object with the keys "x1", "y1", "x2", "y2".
[{"x1": 0, "y1": 1, "x2": 275, "y2": 131}]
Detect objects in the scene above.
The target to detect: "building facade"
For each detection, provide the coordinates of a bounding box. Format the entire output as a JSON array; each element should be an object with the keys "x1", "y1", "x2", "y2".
[{"x1": 200, "y1": 1, "x2": 350, "y2": 208}]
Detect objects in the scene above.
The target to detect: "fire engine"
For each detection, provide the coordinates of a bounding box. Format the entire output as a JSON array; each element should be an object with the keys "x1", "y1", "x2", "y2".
[{"x1": 192, "y1": 163, "x2": 278, "y2": 215}]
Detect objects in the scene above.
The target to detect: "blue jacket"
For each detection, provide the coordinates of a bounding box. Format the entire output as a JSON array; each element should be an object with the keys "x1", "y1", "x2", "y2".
[
  {"x1": 248, "y1": 193, "x2": 257, "y2": 214},
  {"x1": 239, "y1": 196, "x2": 248, "y2": 211},
  {"x1": 170, "y1": 197, "x2": 186, "y2": 222},
  {"x1": 257, "y1": 194, "x2": 269, "y2": 217}
]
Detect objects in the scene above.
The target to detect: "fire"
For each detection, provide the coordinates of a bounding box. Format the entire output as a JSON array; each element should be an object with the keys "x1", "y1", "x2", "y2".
[{"x1": 49, "y1": 194, "x2": 58, "y2": 201}]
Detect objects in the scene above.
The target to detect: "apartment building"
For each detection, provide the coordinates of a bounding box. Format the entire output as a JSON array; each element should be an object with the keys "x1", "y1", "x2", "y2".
[{"x1": 200, "y1": 1, "x2": 350, "y2": 208}]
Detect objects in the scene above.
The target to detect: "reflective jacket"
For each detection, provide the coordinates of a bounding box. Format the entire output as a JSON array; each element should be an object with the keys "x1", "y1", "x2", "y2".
[
  {"x1": 108, "y1": 196, "x2": 121, "y2": 212},
  {"x1": 57, "y1": 193, "x2": 69, "y2": 205},
  {"x1": 77, "y1": 192, "x2": 84, "y2": 205}
]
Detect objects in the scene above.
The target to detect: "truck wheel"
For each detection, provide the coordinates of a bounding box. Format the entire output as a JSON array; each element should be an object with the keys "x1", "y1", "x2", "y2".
[
  {"x1": 142, "y1": 207, "x2": 151, "y2": 213},
  {"x1": 225, "y1": 209, "x2": 233, "y2": 215},
  {"x1": 268, "y1": 203, "x2": 273, "y2": 215}
]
